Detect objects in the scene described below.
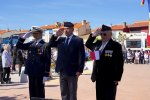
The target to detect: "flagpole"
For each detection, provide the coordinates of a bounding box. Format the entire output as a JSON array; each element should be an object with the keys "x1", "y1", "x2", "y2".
[
  {"x1": 149, "y1": 15, "x2": 150, "y2": 35},
  {"x1": 148, "y1": 0, "x2": 150, "y2": 35},
  {"x1": 146, "y1": 0, "x2": 150, "y2": 48},
  {"x1": 141, "y1": 0, "x2": 150, "y2": 47}
]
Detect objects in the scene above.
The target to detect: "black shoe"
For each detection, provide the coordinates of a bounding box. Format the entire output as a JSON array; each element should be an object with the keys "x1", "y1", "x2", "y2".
[
  {"x1": 1, "y1": 81, "x2": 4, "y2": 84},
  {"x1": 6, "y1": 81, "x2": 10, "y2": 84}
]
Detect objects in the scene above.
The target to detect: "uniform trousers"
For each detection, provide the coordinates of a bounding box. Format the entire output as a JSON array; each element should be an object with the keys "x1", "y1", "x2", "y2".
[
  {"x1": 60, "y1": 73, "x2": 78, "y2": 100},
  {"x1": 28, "y1": 75, "x2": 45, "y2": 99},
  {"x1": 96, "y1": 80, "x2": 117, "y2": 100}
]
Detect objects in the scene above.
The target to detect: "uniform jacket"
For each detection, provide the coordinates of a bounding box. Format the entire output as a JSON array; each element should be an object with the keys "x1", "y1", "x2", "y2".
[
  {"x1": 50, "y1": 34, "x2": 85, "y2": 76},
  {"x1": 16, "y1": 38, "x2": 51, "y2": 77},
  {"x1": 85, "y1": 34, "x2": 124, "y2": 82}
]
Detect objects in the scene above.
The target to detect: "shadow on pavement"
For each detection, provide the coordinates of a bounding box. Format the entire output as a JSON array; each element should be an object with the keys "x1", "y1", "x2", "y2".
[
  {"x1": 45, "y1": 85, "x2": 59, "y2": 87},
  {"x1": 0, "y1": 86, "x2": 28, "y2": 90},
  {"x1": 0, "y1": 82, "x2": 26, "y2": 87},
  {"x1": 0, "y1": 94, "x2": 28, "y2": 100},
  {"x1": 31, "y1": 97, "x2": 60, "y2": 100},
  {"x1": 0, "y1": 96, "x2": 17, "y2": 100},
  {"x1": 0, "y1": 82, "x2": 28, "y2": 90},
  {"x1": 0, "y1": 87, "x2": 28, "y2": 90}
]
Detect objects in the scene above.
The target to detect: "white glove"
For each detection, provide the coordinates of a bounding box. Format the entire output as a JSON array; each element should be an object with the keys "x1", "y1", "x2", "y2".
[
  {"x1": 43, "y1": 76, "x2": 49, "y2": 83},
  {"x1": 22, "y1": 31, "x2": 32, "y2": 39}
]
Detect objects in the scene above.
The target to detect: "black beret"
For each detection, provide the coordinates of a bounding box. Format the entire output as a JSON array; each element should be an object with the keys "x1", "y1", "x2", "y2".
[
  {"x1": 101, "y1": 24, "x2": 112, "y2": 31},
  {"x1": 64, "y1": 22, "x2": 74, "y2": 28}
]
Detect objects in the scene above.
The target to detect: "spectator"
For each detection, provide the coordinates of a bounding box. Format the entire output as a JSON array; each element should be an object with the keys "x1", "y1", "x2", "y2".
[
  {"x1": 1, "y1": 44, "x2": 12, "y2": 84},
  {"x1": 144, "y1": 50, "x2": 149, "y2": 64},
  {"x1": 139, "y1": 49, "x2": 144, "y2": 64},
  {"x1": 16, "y1": 48, "x2": 24, "y2": 76}
]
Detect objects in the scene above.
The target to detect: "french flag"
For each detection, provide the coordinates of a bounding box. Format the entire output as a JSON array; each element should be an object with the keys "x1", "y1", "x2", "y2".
[
  {"x1": 148, "y1": 0, "x2": 150, "y2": 18},
  {"x1": 142, "y1": 0, "x2": 150, "y2": 18},
  {"x1": 90, "y1": 51, "x2": 100, "y2": 60},
  {"x1": 141, "y1": 0, "x2": 145, "y2": 6}
]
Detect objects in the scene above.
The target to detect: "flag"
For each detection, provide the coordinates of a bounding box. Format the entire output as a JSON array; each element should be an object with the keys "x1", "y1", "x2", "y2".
[
  {"x1": 142, "y1": 0, "x2": 150, "y2": 12},
  {"x1": 142, "y1": 0, "x2": 150, "y2": 47},
  {"x1": 147, "y1": 35, "x2": 150, "y2": 47},
  {"x1": 141, "y1": 0, "x2": 145, "y2": 6},
  {"x1": 90, "y1": 51, "x2": 100, "y2": 60},
  {"x1": 146, "y1": 0, "x2": 150, "y2": 47},
  {"x1": 147, "y1": 0, "x2": 150, "y2": 17}
]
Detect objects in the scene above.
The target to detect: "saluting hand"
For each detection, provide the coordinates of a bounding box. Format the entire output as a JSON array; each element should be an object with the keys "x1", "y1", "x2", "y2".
[
  {"x1": 56, "y1": 28, "x2": 64, "y2": 36},
  {"x1": 22, "y1": 31, "x2": 32, "y2": 39},
  {"x1": 92, "y1": 28, "x2": 101, "y2": 37}
]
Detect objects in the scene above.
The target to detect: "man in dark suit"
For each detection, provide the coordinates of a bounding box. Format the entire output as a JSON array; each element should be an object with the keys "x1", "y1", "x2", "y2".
[
  {"x1": 16, "y1": 27, "x2": 51, "y2": 99},
  {"x1": 50, "y1": 22, "x2": 85, "y2": 100},
  {"x1": 85, "y1": 25, "x2": 124, "y2": 100},
  {"x1": 12, "y1": 45, "x2": 24, "y2": 76},
  {"x1": 139, "y1": 49, "x2": 144, "y2": 64}
]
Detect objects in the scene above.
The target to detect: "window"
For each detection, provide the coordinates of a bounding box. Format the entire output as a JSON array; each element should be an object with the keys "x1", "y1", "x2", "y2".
[{"x1": 126, "y1": 39, "x2": 141, "y2": 48}]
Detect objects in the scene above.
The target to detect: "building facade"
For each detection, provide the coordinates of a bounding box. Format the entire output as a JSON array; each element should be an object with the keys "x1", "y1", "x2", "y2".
[
  {"x1": 112, "y1": 20, "x2": 149, "y2": 50},
  {"x1": 40, "y1": 20, "x2": 91, "y2": 42}
]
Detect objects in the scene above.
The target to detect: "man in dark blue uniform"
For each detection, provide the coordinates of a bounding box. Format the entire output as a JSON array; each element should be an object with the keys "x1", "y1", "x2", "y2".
[
  {"x1": 86, "y1": 25, "x2": 124, "y2": 100},
  {"x1": 50, "y1": 22, "x2": 85, "y2": 100},
  {"x1": 16, "y1": 27, "x2": 51, "y2": 99}
]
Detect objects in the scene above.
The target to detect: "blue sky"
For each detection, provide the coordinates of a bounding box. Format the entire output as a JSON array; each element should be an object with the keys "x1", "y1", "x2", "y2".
[{"x1": 0, "y1": 0, "x2": 149, "y2": 30}]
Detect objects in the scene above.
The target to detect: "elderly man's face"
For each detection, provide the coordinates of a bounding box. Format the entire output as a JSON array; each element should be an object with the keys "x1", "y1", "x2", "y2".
[{"x1": 100, "y1": 31, "x2": 112, "y2": 42}]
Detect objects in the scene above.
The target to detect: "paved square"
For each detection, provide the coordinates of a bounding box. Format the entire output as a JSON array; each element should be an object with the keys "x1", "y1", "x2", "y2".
[{"x1": 0, "y1": 64, "x2": 150, "y2": 100}]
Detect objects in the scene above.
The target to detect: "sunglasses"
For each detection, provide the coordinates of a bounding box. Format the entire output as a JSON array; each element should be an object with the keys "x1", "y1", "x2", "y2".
[
  {"x1": 32, "y1": 32, "x2": 40, "y2": 34},
  {"x1": 100, "y1": 33, "x2": 107, "y2": 36}
]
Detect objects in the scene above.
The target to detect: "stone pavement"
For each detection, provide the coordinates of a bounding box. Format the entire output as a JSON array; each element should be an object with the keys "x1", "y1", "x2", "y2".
[{"x1": 1, "y1": 63, "x2": 150, "y2": 100}]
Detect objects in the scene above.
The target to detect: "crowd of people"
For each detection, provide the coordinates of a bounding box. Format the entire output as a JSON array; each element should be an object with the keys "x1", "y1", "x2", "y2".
[
  {"x1": 0, "y1": 44, "x2": 25, "y2": 84},
  {"x1": 0, "y1": 23, "x2": 125, "y2": 100},
  {"x1": 124, "y1": 49, "x2": 150, "y2": 64}
]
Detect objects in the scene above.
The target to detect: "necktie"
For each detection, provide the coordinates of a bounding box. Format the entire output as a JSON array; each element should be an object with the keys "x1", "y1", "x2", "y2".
[
  {"x1": 65, "y1": 37, "x2": 70, "y2": 45},
  {"x1": 34, "y1": 41, "x2": 37, "y2": 45},
  {"x1": 32, "y1": 41, "x2": 37, "y2": 46}
]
